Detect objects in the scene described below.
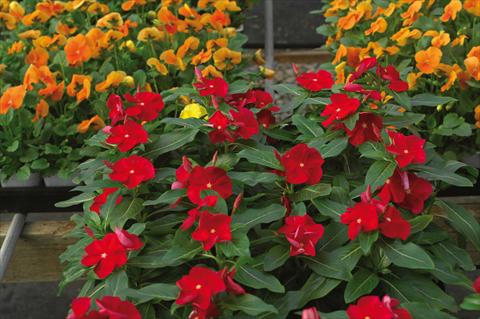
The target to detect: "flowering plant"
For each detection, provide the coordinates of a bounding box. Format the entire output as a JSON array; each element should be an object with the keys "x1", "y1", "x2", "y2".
[
  {"x1": 317, "y1": 0, "x2": 480, "y2": 158},
  {"x1": 59, "y1": 58, "x2": 479, "y2": 319},
  {"x1": 0, "y1": 0, "x2": 249, "y2": 181}
]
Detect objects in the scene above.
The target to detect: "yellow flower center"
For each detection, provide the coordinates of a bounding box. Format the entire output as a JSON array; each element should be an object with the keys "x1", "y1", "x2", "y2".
[
  {"x1": 101, "y1": 252, "x2": 107, "y2": 258},
  {"x1": 206, "y1": 182, "x2": 212, "y2": 188},
  {"x1": 195, "y1": 284, "x2": 202, "y2": 290},
  {"x1": 210, "y1": 228, "x2": 216, "y2": 234}
]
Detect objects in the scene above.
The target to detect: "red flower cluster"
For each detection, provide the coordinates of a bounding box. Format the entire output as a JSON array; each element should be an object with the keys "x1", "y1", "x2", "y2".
[
  {"x1": 109, "y1": 155, "x2": 155, "y2": 189},
  {"x1": 90, "y1": 188, "x2": 122, "y2": 214},
  {"x1": 67, "y1": 296, "x2": 141, "y2": 319},
  {"x1": 191, "y1": 211, "x2": 232, "y2": 250},
  {"x1": 296, "y1": 69, "x2": 334, "y2": 92},
  {"x1": 186, "y1": 165, "x2": 233, "y2": 204},
  {"x1": 474, "y1": 277, "x2": 480, "y2": 293},
  {"x1": 344, "y1": 112, "x2": 383, "y2": 146},
  {"x1": 379, "y1": 170, "x2": 433, "y2": 214},
  {"x1": 321, "y1": 93, "x2": 361, "y2": 127},
  {"x1": 194, "y1": 76, "x2": 229, "y2": 98},
  {"x1": 106, "y1": 92, "x2": 164, "y2": 124},
  {"x1": 341, "y1": 187, "x2": 411, "y2": 240},
  {"x1": 208, "y1": 108, "x2": 259, "y2": 143},
  {"x1": 377, "y1": 65, "x2": 409, "y2": 92},
  {"x1": 347, "y1": 295, "x2": 412, "y2": 319},
  {"x1": 278, "y1": 214, "x2": 325, "y2": 256},
  {"x1": 276, "y1": 143, "x2": 325, "y2": 185},
  {"x1": 81, "y1": 230, "x2": 142, "y2": 279},
  {"x1": 106, "y1": 120, "x2": 148, "y2": 152},
  {"x1": 386, "y1": 131, "x2": 426, "y2": 168}
]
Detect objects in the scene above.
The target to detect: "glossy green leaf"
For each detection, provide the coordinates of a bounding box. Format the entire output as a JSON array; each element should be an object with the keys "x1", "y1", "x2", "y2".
[
  {"x1": 382, "y1": 240, "x2": 434, "y2": 270},
  {"x1": 263, "y1": 245, "x2": 290, "y2": 271},
  {"x1": 290, "y1": 183, "x2": 332, "y2": 202},
  {"x1": 235, "y1": 265, "x2": 285, "y2": 293},
  {"x1": 222, "y1": 294, "x2": 278, "y2": 316},
  {"x1": 344, "y1": 269, "x2": 379, "y2": 303}
]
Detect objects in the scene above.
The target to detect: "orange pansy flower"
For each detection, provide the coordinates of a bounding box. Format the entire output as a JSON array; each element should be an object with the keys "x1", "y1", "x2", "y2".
[
  {"x1": 440, "y1": 71, "x2": 457, "y2": 92},
  {"x1": 56, "y1": 22, "x2": 77, "y2": 35},
  {"x1": 333, "y1": 44, "x2": 347, "y2": 64},
  {"x1": 7, "y1": 41, "x2": 24, "y2": 55},
  {"x1": 464, "y1": 57, "x2": 480, "y2": 81},
  {"x1": 464, "y1": 0, "x2": 480, "y2": 16},
  {"x1": 192, "y1": 49, "x2": 212, "y2": 65},
  {"x1": 365, "y1": 17, "x2": 387, "y2": 36},
  {"x1": 451, "y1": 35, "x2": 468, "y2": 47},
  {"x1": 441, "y1": 0, "x2": 462, "y2": 21},
  {"x1": 346, "y1": 47, "x2": 362, "y2": 67},
  {"x1": 67, "y1": 74, "x2": 92, "y2": 103},
  {"x1": 214, "y1": 0, "x2": 241, "y2": 12},
  {"x1": 177, "y1": 36, "x2": 200, "y2": 59},
  {"x1": 22, "y1": 10, "x2": 49, "y2": 26},
  {"x1": 425, "y1": 30, "x2": 451, "y2": 48},
  {"x1": 0, "y1": 12, "x2": 16, "y2": 30},
  {"x1": 26, "y1": 47, "x2": 49, "y2": 67},
  {"x1": 146, "y1": 58, "x2": 169, "y2": 75},
  {"x1": 201, "y1": 65, "x2": 223, "y2": 78},
  {"x1": 86, "y1": 3, "x2": 110, "y2": 15},
  {"x1": 32, "y1": 99, "x2": 49, "y2": 123},
  {"x1": 85, "y1": 28, "x2": 106, "y2": 57},
  {"x1": 8, "y1": 1, "x2": 24, "y2": 21},
  {"x1": 95, "y1": 71, "x2": 127, "y2": 92},
  {"x1": 401, "y1": 1, "x2": 423, "y2": 26},
  {"x1": 96, "y1": 12, "x2": 123, "y2": 28},
  {"x1": 407, "y1": 72, "x2": 422, "y2": 90},
  {"x1": 77, "y1": 115, "x2": 105, "y2": 133},
  {"x1": 335, "y1": 61, "x2": 346, "y2": 84},
  {"x1": 0, "y1": 85, "x2": 26, "y2": 114},
  {"x1": 209, "y1": 9, "x2": 231, "y2": 31},
  {"x1": 137, "y1": 27, "x2": 165, "y2": 42},
  {"x1": 65, "y1": 34, "x2": 92, "y2": 66},
  {"x1": 415, "y1": 46, "x2": 442, "y2": 74},
  {"x1": 338, "y1": 11, "x2": 362, "y2": 30},
  {"x1": 121, "y1": 0, "x2": 146, "y2": 11},
  {"x1": 385, "y1": 46, "x2": 400, "y2": 55},
  {"x1": 391, "y1": 27, "x2": 422, "y2": 46},
  {"x1": 36, "y1": 1, "x2": 64, "y2": 17},
  {"x1": 213, "y1": 47, "x2": 241, "y2": 70},
  {"x1": 18, "y1": 29, "x2": 42, "y2": 39}
]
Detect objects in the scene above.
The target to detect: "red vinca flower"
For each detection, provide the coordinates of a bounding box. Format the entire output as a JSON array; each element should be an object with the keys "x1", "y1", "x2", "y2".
[
  {"x1": 124, "y1": 92, "x2": 164, "y2": 122},
  {"x1": 230, "y1": 108, "x2": 259, "y2": 140},
  {"x1": 302, "y1": 307, "x2": 321, "y2": 319},
  {"x1": 90, "y1": 188, "x2": 122, "y2": 214},
  {"x1": 340, "y1": 202, "x2": 379, "y2": 240},
  {"x1": 257, "y1": 109, "x2": 276, "y2": 128},
  {"x1": 181, "y1": 195, "x2": 218, "y2": 231},
  {"x1": 109, "y1": 155, "x2": 155, "y2": 189},
  {"x1": 114, "y1": 227, "x2": 143, "y2": 251},
  {"x1": 344, "y1": 83, "x2": 382, "y2": 101},
  {"x1": 321, "y1": 93, "x2": 361, "y2": 127},
  {"x1": 246, "y1": 89, "x2": 274, "y2": 108},
  {"x1": 208, "y1": 111, "x2": 234, "y2": 144},
  {"x1": 279, "y1": 143, "x2": 325, "y2": 185},
  {"x1": 377, "y1": 65, "x2": 409, "y2": 92},
  {"x1": 81, "y1": 233, "x2": 127, "y2": 279},
  {"x1": 382, "y1": 296, "x2": 413, "y2": 319},
  {"x1": 172, "y1": 156, "x2": 193, "y2": 190},
  {"x1": 191, "y1": 211, "x2": 232, "y2": 250},
  {"x1": 349, "y1": 57, "x2": 377, "y2": 82},
  {"x1": 345, "y1": 112, "x2": 383, "y2": 146},
  {"x1": 379, "y1": 170, "x2": 433, "y2": 214},
  {"x1": 346, "y1": 295, "x2": 393, "y2": 319},
  {"x1": 473, "y1": 277, "x2": 480, "y2": 293},
  {"x1": 189, "y1": 303, "x2": 220, "y2": 319},
  {"x1": 296, "y1": 70, "x2": 334, "y2": 92},
  {"x1": 96, "y1": 296, "x2": 141, "y2": 319},
  {"x1": 194, "y1": 77, "x2": 229, "y2": 98},
  {"x1": 67, "y1": 297, "x2": 106, "y2": 319},
  {"x1": 386, "y1": 131, "x2": 426, "y2": 168},
  {"x1": 176, "y1": 266, "x2": 226, "y2": 310},
  {"x1": 106, "y1": 94, "x2": 125, "y2": 126},
  {"x1": 106, "y1": 120, "x2": 148, "y2": 152},
  {"x1": 278, "y1": 214, "x2": 325, "y2": 256},
  {"x1": 220, "y1": 267, "x2": 245, "y2": 295},
  {"x1": 187, "y1": 166, "x2": 232, "y2": 204},
  {"x1": 379, "y1": 206, "x2": 411, "y2": 240}
]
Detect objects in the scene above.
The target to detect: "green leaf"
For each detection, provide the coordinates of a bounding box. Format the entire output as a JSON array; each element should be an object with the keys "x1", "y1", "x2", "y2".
[
  {"x1": 55, "y1": 192, "x2": 95, "y2": 208},
  {"x1": 409, "y1": 215, "x2": 433, "y2": 234},
  {"x1": 403, "y1": 302, "x2": 457, "y2": 319},
  {"x1": 436, "y1": 199, "x2": 480, "y2": 250},
  {"x1": 103, "y1": 271, "x2": 129, "y2": 298},
  {"x1": 344, "y1": 269, "x2": 380, "y2": 303},
  {"x1": 218, "y1": 231, "x2": 250, "y2": 257},
  {"x1": 31, "y1": 158, "x2": 50, "y2": 170},
  {"x1": 222, "y1": 294, "x2": 278, "y2": 316},
  {"x1": 303, "y1": 251, "x2": 352, "y2": 280},
  {"x1": 208, "y1": 153, "x2": 239, "y2": 171},
  {"x1": 232, "y1": 204, "x2": 286, "y2": 230},
  {"x1": 228, "y1": 171, "x2": 278, "y2": 186},
  {"x1": 6, "y1": 140, "x2": 19, "y2": 152},
  {"x1": 235, "y1": 265, "x2": 285, "y2": 293},
  {"x1": 143, "y1": 189, "x2": 185, "y2": 206},
  {"x1": 228, "y1": 80, "x2": 251, "y2": 94},
  {"x1": 290, "y1": 183, "x2": 332, "y2": 202},
  {"x1": 109, "y1": 198, "x2": 144, "y2": 229},
  {"x1": 263, "y1": 245, "x2": 290, "y2": 271},
  {"x1": 312, "y1": 199, "x2": 348, "y2": 221},
  {"x1": 127, "y1": 284, "x2": 179, "y2": 303},
  {"x1": 238, "y1": 149, "x2": 283, "y2": 170},
  {"x1": 414, "y1": 164, "x2": 472, "y2": 187},
  {"x1": 365, "y1": 160, "x2": 396, "y2": 190},
  {"x1": 144, "y1": 129, "x2": 198, "y2": 157},
  {"x1": 358, "y1": 231, "x2": 378, "y2": 255},
  {"x1": 317, "y1": 137, "x2": 349, "y2": 158},
  {"x1": 299, "y1": 274, "x2": 341, "y2": 308},
  {"x1": 292, "y1": 115, "x2": 323, "y2": 139},
  {"x1": 358, "y1": 142, "x2": 386, "y2": 160},
  {"x1": 383, "y1": 113, "x2": 425, "y2": 127},
  {"x1": 461, "y1": 294, "x2": 480, "y2": 311},
  {"x1": 318, "y1": 311, "x2": 348, "y2": 319},
  {"x1": 382, "y1": 240, "x2": 434, "y2": 270},
  {"x1": 161, "y1": 117, "x2": 205, "y2": 129},
  {"x1": 429, "y1": 241, "x2": 475, "y2": 271},
  {"x1": 272, "y1": 83, "x2": 303, "y2": 96},
  {"x1": 411, "y1": 93, "x2": 457, "y2": 106}
]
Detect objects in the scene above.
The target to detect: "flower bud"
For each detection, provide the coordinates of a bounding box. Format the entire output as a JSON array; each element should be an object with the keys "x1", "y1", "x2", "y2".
[
  {"x1": 125, "y1": 40, "x2": 136, "y2": 53},
  {"x1": 253, "y1": 49, "x2": 266, "y2": 65},
  {"x1": 260, "y1": 66, "x2": 275, "y2": 79},
  {"x1": 436, "y1": 104, "x2": 443, "y2": 112},
  {"x1": 123, "y1": 76, "x2": 135, "y2": 87}
]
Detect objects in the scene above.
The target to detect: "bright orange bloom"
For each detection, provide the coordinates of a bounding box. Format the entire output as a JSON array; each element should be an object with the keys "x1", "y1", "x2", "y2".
[
  {"x1": 192, "y1": 49, "x2": 212, "y2": 65},
  {"x1": 95, "y1": 71, "x2": 127, "y2": 92},
  {"x1": 137, "y1": 27, "x2": 165, "y2": 42},
  {"x1": 158, "y1": 7, "x2": 187, "y2": 34},
  {"x1": 8, "y1": 1, "x2": 25, "y2": 21},
  {"x1": 346, "y1": 47, "x2": 362, "y2": 67},
  {"x1": 0, "y1": 12, "x2": 16, "y2": 30},
  {"x1": 18, "y1": 29, "x2": 41, "y2": 39},
  {"x1": 464, "y1": 57, "x2": 480, "y2": 80},
  {"x1": 338, "y1": 11, "x2": 362, "y2": 30},
  {"x1": 65, "y1": 34, "x2": 92, "y2": 66},
  {"x1": 335, "y1": 61, "x2": 346, "y2": 84},
  {"x1": 22, "y1": 10, "x2": 49, "y2": 26},
  {"x1": 0, "y1": 85, "x2": 26, "y2": 114},
  {"x1": 36, "y1": 1, "x2": 64, "y2": 17},
  {"x1": 86, "y1": 3, "x2": 110, "y2": 15},
  {"x1": 146, "y1": 58, "x2": 169, "y2": 75},
  {"x1": 441, "y1": 71, "x2": 457, "y2": 92},
  {"x1": 425, "y1": 30, "x2": 451, "y2": 48},
  {"x1": 101, "y1": 30, "x2": 125, "y2": 48},
  {"x1": 177, "y1": 36, "x2": 200, "y2": 58},
  {"x1": 7, "y1": 41, "x2": 24, "y2": 55},
  {"x1": 201, "y1": 65, "x2": 223, "y2": 78},
  {"x1": 96, "y1": 12, "x2": 123, "y2": 28},
  {"x1": 333, "y1": 44, "x2": 347, "y2": 64},
  {"x1": 56, "y1": 21, "x2": 77, "y2": 35},
  {"x1": 384, "y1": 3, "x2": 396, "y2": 17},
  {"x1": 32, "y1": 99, "x2": 49, "y2": 122},
  {"x1": 213, "y1": 0, "x2": 241, "y2": 11},
  {"x1": 365, "y1": 17, "x2": 387, "y2": 35},
  {"x1": 464, "y1": 0, "x2": 480, "y2": 16},
  {"x1": 39, "y1": 81, "x2": 64, "y2": 100},
  {"x1": 85, "y1": 28, "x2": 106, "y2": 57},
  {"x1": 67, "y1": 74, "x2": 92, "y2": 103},
  {"x1": 77, "y1": 115, "x2": 105, "y2": 133},
  {"x1": 385, "y1": 46, "x2": 400, "y2": 55},
  {"x1": 209, "y1": 9, "x2": 231, "y2": 31},
  {"x1": 213, "y1": 47, "x2": 241, "y2": 70},
  {"x1": 391, "y1": 27, "x2": 422, "y2": 46},
  {"x1": 441, "y1": 0, "x2": 462, "y2": 21},
  {"x1": 468, "y1": 46, "x2": 480, "y2": 60},
  {"x1": 26, "y1": 47, "x2": 49, "y2": 67},
  {"x1": 451, "y1": 34, "x2": 468, "y2": 47},
  {"x1": 415, "y1": 46, "x2": 442, "y2": 74},
  {"x1": 407, "y1": 72, "x2": 422, "y2": 89},
  {"x1": 121, "y1": 0, "x2": 146, "y2": 11},
  {"x1": 179, "y1": 4, "x2": 199, "y2": 18},
  {"x1": 206, "y1": 38, "x2": 228, "y2": 50},
  {"x1": 33, "y1": 34, "x2": 64, "y2": 48},
  {"x1": 401, "y1": 1, "x2": 423, "y2": 26}
]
